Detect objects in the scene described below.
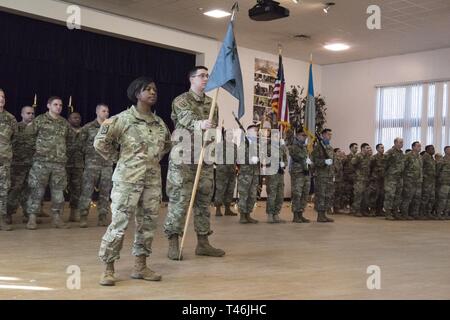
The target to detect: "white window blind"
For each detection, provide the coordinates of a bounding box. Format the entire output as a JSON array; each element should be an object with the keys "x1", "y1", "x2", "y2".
[{"x1": 376, "y1": 81, "x2": 449, "y2": 152}]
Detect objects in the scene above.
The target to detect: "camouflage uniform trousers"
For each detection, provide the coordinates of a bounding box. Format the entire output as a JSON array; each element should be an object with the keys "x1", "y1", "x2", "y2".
[
  {"x1": 383, "y1": 176, "x2": 403, "y2": 216},
  {"x1": 435, "y1": 184, "x2": 450, "y2": 216},
  {"x1": 164, "y1": 162, "x2": 213, "y2": 237},
  {"x1": 333, "y1": 179, "x2": 345, "y2": 211},
  {"x1": 78, "y1": 166, "x2": 113, "y2": 217},
  {"x1": 214, "y1": 165, "x2": 236, "y2": 207},
  {"x1": 420, "y1": 180, "x2": 435, "y2": 216},
  {"x1": 314, "y1": 176, "x2": 334, "y2": 213},
  {"x1": 7, "y1": 165, "x2": 30, "y2": 216},
  {"x1": 351, "y1": 179, "x2": 369, "y2": 213},
  {"x1": 342, "y1": 179, "x2": 354, "y2": 207},
  {"x1": 237, "y1": 165, "x2": 259, "y2": 214},
  {"x1": 265, "y1": 172, "x2": 284, "y2": 215},
  {"x1": 99, "y1": 179, "x2": 161, "y2": 263},
  {"x1": 291, "y1": 173, "x2": 311, "y2": 214},
  {"x1": 400, "y1": 179, "x2": 422, "y2": 217},
  {"x1": 66, "y1": 167, "x2": 84, "y2": 210},
  {"x1": 367, "y1": 179, "x2": 384, "y2": 213},
  {"x1": 0, "y1": 163, "x2": 11, "y2": 217},
  {"x1": 27, "y1": 161, "x2": 67, "y2": 215}
]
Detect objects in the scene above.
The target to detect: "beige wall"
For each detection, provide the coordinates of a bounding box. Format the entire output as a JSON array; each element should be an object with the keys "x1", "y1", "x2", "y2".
[{"x1": 322, "y1": 47, "x2": 450, "y2": 152}]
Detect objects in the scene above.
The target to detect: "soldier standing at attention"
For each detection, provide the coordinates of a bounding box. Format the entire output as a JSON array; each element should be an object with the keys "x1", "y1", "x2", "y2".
[
  {"x1": 78, "y1": 104, "x2": 114, "y2": 228},
  {"x1": 420, "y1": 145, "x2": 437, "y2": 220},
  {"x1": 435, "y1": 146, "x2": 450, "y2": 220},
  {"x1": 367, "y1": 143, "x2": 385, "y2": 216},
  {"x1": 351, "y1": 143, "x2": 372, "y2": 217},
  {"x1": 237, "y1": 124, "x2": 261, "y2": 224},
  {"x1": 400, "y1": 141, "x2": 423, "y2": 220},
  {"x1": 332, "y1": 148, "x2": 345, "y2": 214},
  {"x1": 288, "y1": 129, "x2": 311, "y2": 223},
  {"x1": 311, "y1": 128, "x2": 335, "y2": 223},
  {"x1": 264, "y1": 130, "x2": 288, "y2": 223},
  {"x1": 95, "y1": 77, "x2": 171, "y2": 286},
  {"x1": 26, "y1": 96, "x2": 70, "y2": 230},
  {"x1": 0, "y1": 88, "x2": 17, "y2": 231},
  {"x1": 164, "y1": 66, "x2": 225, "y2": 260},
  {"x1": 383, "y1": 137, "x2": 405, "y2": 220},
  {"x1": 214, "y1": 129, "x2": 238, "y2": 217},
  {"x1": 342, "y1": 143, "x2": 358, "y2": 212},
  {"x1": 6, "y1": 106, "x2": 35, "y2": 225},
  {"x1": 66, "y1": 112, "x2": 84, "y2": 222}
]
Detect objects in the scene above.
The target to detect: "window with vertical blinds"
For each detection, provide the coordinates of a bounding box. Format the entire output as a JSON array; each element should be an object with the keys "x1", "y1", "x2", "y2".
[{"x1": 376, "y1": 81, "x2": 450, "y2": 152}]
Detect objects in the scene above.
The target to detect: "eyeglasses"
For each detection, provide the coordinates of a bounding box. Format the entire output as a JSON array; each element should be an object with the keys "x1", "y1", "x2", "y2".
[{"x1": 191, "y1": 73, "x2": 209, "y2": 79}]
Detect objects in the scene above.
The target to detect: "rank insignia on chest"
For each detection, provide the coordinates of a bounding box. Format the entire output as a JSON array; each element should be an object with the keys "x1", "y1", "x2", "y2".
[{"x1": 101, "y1": 125, "x2": 109, "y2": 134}]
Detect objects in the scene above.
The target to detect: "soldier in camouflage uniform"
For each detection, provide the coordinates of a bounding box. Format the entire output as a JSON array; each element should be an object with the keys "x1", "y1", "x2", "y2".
[
  {"x1": 342, "y1": 143, "x2": 358, "y2": 211},
  {"x1": 78, "y1": 104, "x2": 114, "y2": 228},
  {"x1": 26, "y1": 96, "x2": 70, "y2": 230},
  {"x1": 0, "y1": 88, "x2": 16, "y2": 231},
  {"x1": 66, "y1": 112, "x2": 84, "y2": 222},
  {"x1": 435, "y1": 146, "x2": 450, "y2": 220},
  {"x1": 351, "y1": 143, "x2": 372, "y2": 217},
  {"x1": 288, "y1": 129, "x2": 311, "y2": 222},
  {"x1": 420, "y1": 145, "x2": 437, "y2": 219},
  {"x1": 95, "y1": 77, "x2": 171, "y2": 286},
  {"x1": 237, "y1": 124, "x2": 260, "y2": 224},
  {"x1": 6, "y1": 106, "x2": 35, "y2": 224},
  {"x1": 311, "y1": 128, "x2": 334, "y2": 222},
  {"x1": 383, "y1": 138, "x2": 405, "y2": 220},
  {"x1": 214, "y1": 129, "x2": 237, "y2": 217},
  {"x1": 367, "y1": 143, "x2": 385, "y2": 216},
  {"x1": 164, "y1": 66, "x2": 225, "y2": 261},
  {"x1": 332, "y1": 148, "x2": 345, "y2": 214},
  {"x1": 264, "y1": 130, "x2": 288, "y2": 223},
  {"x1": 400, "y1": 141, "x2": 423, "y2": 220}
]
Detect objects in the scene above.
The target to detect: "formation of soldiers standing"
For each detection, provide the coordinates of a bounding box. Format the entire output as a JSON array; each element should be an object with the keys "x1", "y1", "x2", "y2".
[
  {"x1": 1, "y1": 67, "x2": 450, "y2": 286},
  {"x1": 332, "y1": 139, "x2": 450, "y2": 220}
]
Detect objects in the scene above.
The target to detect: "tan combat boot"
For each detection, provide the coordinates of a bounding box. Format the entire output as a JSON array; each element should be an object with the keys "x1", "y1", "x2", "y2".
[
  {"x1": 215, "y1": 205, "x2": 223, "y2": 216},
  {"x1": 52, "y1": 214, "x2": 70, "y2": 229},
  {"x1": 167, "y1": 234, "x2": 182, "y2": 260},
  {"x1": 79, "y1": 215, "x2": 88, "y2": 228},
  {"x1": 97, "y1": 215, "x2": 108, "y2": 227},
  {"x1": 317, "y1": 211, "x2": 334, "y2": 223},
  {"x1": 0, "y1": 215, "x2": 12, "y2": 231},
  {"x1": 245, "y1": 213, "x2": 258, "y2": 223},
  {"x1": 99, "y1": 262, "x2": 116, "y2": 286},
  {"x1": 68, "y1": 208, "x2": 80, "y2": 222},
  {"x1": 131, "y1": 255, "x2": 162, "y2": 281},
  {"x1": 273, "y1": 214, "x2": 286, "y2": 223},
  {"x1": 27, "y1": 214, "x2": 38, "y2": 230},
  {"x1": 195, "y1": 234, "x2": 225, "y2": 257}
]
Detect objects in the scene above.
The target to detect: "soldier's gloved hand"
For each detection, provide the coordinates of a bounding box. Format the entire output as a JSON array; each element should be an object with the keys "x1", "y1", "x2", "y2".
[
  {"x1": 280, "y1": 138, "x2": 285, "y2": 146},
  {"x1": 250, "y1": 156, "x2": 259, "y2": 164},
  {"x1": 306, "y1": 158, "x2": 313, "y2": 165},
  {"x1": 325, "y1": 159, "x2": 333, "y2": 166},
  {"x1": 280, "y1": 161, "x2": 285, "y2": 168},
  {"x1": 200, "y1": 120, "x2": 213, "y2": 130}
]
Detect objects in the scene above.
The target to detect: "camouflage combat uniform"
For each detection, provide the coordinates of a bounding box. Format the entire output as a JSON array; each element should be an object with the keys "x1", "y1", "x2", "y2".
[
  {"x1": 7, "y1": 121, "x2": 36, "y2": 218},
  {"x1": 367, "y1": 153, "x2": 384, "y2": 215},
  {"x1": 0, "y1": 109, "x2": 17, "y2": 229},
  {"x1": 435, "y1": 154, "x2": 450, "y2": 219},
  {"x1": 420, "y1": 152, "x2": 436, "y2": 218},
  {"x1": 383, "y1": 147, "x2": 405, "y2": 219},
  {"x1": 351, "y1": 152, "x2": 371, "y2": 215},
  {"x1": 164, "y1": 90, "x2": 218, "y2": 237},
  {"x1": 400, "y1": 151, "x2": 423, "y2": 219},
  {"x1": 66, "y1": 126, "x2": 84, "y2": 211},
  {"x1": 78, "y1": 120, "x2": 114, "y2": 219},
  {"x1": 288, "y1": 138, "x2": 311, "y2": 218},
  {"x1": 95, "y1": 105, "x2": 171, "y2": 263}
]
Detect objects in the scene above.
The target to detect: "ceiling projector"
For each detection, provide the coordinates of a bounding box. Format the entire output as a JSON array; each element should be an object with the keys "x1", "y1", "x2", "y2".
[{"x1": 249, "y1": 0, "x2": 290, "y2": 21}]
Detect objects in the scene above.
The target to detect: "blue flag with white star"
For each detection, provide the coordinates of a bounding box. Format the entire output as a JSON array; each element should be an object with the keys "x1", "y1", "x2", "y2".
[{"x1": 205, "y1": 21, "x2": 245, "y2": 119}]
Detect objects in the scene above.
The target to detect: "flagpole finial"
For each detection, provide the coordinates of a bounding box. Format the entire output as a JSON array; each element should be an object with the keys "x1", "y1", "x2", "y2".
[
  {"x1": 310, "y1": 53, "x2": 313, "y2": 63},
  {"x1": 231, "y1": 2, "x2": 239, "y2": 21},
  {"x1": 278, "y1": 44, "x2": 282, "y2": 55}
]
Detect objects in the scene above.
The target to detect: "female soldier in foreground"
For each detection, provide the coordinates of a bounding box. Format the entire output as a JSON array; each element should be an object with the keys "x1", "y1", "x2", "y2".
[{"x1": 94, "y1": 77, "x2": 171, "y2": 286}]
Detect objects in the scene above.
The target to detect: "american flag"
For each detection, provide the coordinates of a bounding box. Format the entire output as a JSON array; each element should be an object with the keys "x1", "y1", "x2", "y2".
[{"x1": 271, "y1": 54, "x2": 289, "y2": 130}]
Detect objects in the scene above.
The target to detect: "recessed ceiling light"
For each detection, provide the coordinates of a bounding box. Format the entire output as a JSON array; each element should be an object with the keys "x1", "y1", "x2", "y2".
[
  {"x1": 203, "y1": 9, "x2": 231, "y2": 18},
  {"x1": 324, "y1": 43, "x2": 350, "y2": 51}
]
